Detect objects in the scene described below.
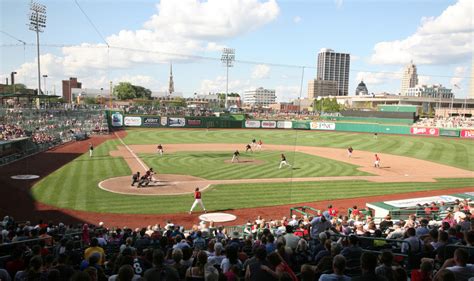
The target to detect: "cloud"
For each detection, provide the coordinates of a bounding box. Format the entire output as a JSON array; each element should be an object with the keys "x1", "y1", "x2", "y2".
[
  {"x1": 9, "y1": 0, "x2": 280, "y2": 90},
  {"x1": 293, "y1": 16, "x2": 302, "y2": 23},
  {"x1": 450, "y1": 66, "x2": 466, "y2": 87},
  {"x1": 251, "y1": 64, "x2": 270, "y2": 79},
  {"x1": 275, "y1": 85, "x2": 301, "y2": 102},
  {"x1": 199, "y1": 75, "x2": 248, "y2": 94},
  {"x1": 418, "y1": 75, "x2": 431, "y2": 86},
  {"x1": 334, "y1": 0, "x2": 343, "y2": 9},
  {"x1": 355, "y1": 70, "x2": 402, "y2": 85},
  {"x1": 370, "y1": 0, "x2": 472, "y2": 65}
]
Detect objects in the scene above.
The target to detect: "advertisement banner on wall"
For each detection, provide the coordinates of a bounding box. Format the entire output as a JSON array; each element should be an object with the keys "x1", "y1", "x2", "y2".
[
  {"x1": 460, "y1": 129, "x2": 474, "y2": 138},
  {"x1": 410, "y1": 127, "x2": 439, "y2": 136},
  {"x1": 261, "y1": 121, "x2": 276, "y2": 128},
  {"x1": 160, "y1": 117, "x2": 168, "y2": 127},
  {"x1": 439, "y1": 129, "x2": 460, "y2": 137},
  {"x1": 111, "y1": 112, "x2": 123, "y2": 127},
  {"x1": 310, "y1": 122, "x2": 336, "y2": 130},
  {"x1": 277, "y1": 121, "x2": 292, "y2": 129},
  {"x1": 169, "y1": 117, "x2": 186, "y2": 127},
  {"x1": 245, "y1": 120, "x2": 261, "y2": 128},
  {"x1": 142, "y1": 117, "x2": 160, "y2": 127},
  {"x1": 187, "y1": 119, "x2": 202, "y2": 127},
  {"x1": 124, "y1": 116, "x2": 142, "y2": 126}
]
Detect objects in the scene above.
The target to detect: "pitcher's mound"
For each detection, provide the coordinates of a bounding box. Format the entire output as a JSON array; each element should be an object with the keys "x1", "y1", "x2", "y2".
[{"x1": 224, "y1": 158, "x2": 264, "y2": 165}]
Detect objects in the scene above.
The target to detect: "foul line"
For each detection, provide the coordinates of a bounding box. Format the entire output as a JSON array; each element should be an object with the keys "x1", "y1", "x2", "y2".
[{"x1": 114, "y1": 132, "x2": 149, "y2": 172}]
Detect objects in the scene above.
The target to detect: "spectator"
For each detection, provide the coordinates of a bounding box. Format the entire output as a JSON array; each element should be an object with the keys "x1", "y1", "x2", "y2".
[
  {"x1": 438, "y1": 248, "x2": 474, "y2": 280},
  {"x1": 184, "y1": 250, "x2": 207, "y2": 281},
  {"x1": 84, "y1": 238, "x2": 105, "y2": 266},
  {"x1": 319, "y1": 254, "x2": 351, "y2": 281},
  {"x1": 144, "y1": 249, "x2": 179, "y2": 281},
  {"x1": 352, "y1": 252, "x2": 388, "y2": 281}
]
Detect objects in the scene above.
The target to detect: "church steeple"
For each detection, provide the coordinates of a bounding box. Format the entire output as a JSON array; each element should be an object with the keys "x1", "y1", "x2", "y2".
[{"x1": 168, "y1": 63, "x2": 174, "y2": 95}]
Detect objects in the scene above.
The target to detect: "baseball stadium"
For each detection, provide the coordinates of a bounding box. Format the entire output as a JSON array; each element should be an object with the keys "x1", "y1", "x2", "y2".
[{"x1": 1, "y1": 0, "x2": 474, "y2": 279}]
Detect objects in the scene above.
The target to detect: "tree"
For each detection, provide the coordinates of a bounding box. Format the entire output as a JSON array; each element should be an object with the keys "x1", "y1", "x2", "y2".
[
  {"x1": 114, "y1": 82, "x2": 136, "y2": 100},
  {"x1": 3, "y1": 83, "x2": 28, "y2": 94},
  {"x1": 313, "y1": 97, "x2": 342, "y2": 113},
  {"x1": 133, "y1": 85, "x2": 152, "y2": 99}
]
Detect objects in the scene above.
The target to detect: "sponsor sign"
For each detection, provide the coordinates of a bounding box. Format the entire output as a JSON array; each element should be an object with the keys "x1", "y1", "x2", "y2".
[
  {"x1": 439, "y1": 129, "x2": 460, "y2": 137},
  {"x1": 310, "y1": 122, "x2": 336, "y2": 130},
  {"x1": 111, "y1": 112, "x2": 123, "y2": 127},
  {"x1": 460, "y1": 129, "x2": 474, "y2": 138},
  {"x1": 277, "y1": 121, "x2": 292, "y2": 129},
  {"x1": 410, "y1": 127, "x2": 439, "y2": 136},
  {"x1": 384, "y1": 195, "x2": 462, "y2": 208},
  {"x1": 142, "y1": 117, "x2": 160, "y2": 127},
  {"x1": 160, "y1": 117, "x2": 168, "y2": 127},
  {"x1": 169, "y1": 117, "x2": 186, "y2": 127},
  {"x1": 187, "y1": 119, "x2": 202, "y2": 126},
  {"x1": 245, "y1": 120, "x2": 260, "y2": 128},
  {"x1": 124, "y1": 116, "x2": 142, "y2": 126},
  {"x1": 261, "y1": 121, "x2": 276, "y2": 128}
]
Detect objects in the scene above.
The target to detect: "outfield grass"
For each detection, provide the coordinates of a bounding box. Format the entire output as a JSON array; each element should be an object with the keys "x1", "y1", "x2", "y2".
[
  {"x1": 124, "y1": 128, "x2": 474, "y2": 171},
  {"x1": 31, "y1": 129, "x2": 474, "y2": 214},
  {"x1": 139, "y1": 151, "x2": 371, "y2": 179}
]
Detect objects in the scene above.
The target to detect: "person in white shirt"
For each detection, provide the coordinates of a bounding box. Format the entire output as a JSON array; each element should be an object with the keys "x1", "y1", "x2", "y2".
[{"x1": 436, "y1": 248, "x2": 474, "y2": 281}]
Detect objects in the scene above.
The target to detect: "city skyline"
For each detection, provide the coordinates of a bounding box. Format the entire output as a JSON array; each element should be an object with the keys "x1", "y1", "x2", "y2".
[{"x1": 0, "y1": 0, "x2": 472, "y2": 101}]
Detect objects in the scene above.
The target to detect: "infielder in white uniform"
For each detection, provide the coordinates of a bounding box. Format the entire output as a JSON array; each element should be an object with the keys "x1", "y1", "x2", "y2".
[{"x1": 279, "y1": 153, "x2": 292, "y2": 169}]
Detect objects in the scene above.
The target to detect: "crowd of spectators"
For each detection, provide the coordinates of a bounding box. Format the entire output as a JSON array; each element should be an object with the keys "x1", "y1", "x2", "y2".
[
  {"x1": 1, "y1": 198, "x2": 472, "y2": 281},
  {"x1": 415, "y1": 117, "x2": 474, "y2": 129},
  {"x1": 0, "y1": 108, "x2": 108, "y2": 145},
  {"x1": 0, "y1": 124, "x2": 27, "y2": 141}
]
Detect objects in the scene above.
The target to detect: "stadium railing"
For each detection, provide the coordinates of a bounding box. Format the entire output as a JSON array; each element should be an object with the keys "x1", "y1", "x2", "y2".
[{"x1": 290, "y1": 206, "x2": 320, "y2": 218}]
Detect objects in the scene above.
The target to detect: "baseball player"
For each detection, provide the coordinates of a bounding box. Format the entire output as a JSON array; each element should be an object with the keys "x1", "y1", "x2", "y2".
[
  {"x1": 251, "y1": 138, "x2": 256, "y2": 148},
  {"x1": 347, "y1": 146, "x2": 353, "y2": 158},
  {"x1": 157, "y1": 144, "x2": 164, "y2": 156},
  {"x1": 373, "y1": 133, "x2": 378, "y2": 139},
  {"x1": 279, "y1": 153, "x2": 292, "y2": 169},
  {"x1": 257, "y1": 139, "x2": 263, "y2": 150},
  {"x1": 232, "y1": 150, "x2": 240, "y2": 163},
  {"x1": 374, "y1": 154, "x2": 381, "y2": 168},
  {"x1": 131, "y1": 171, "x2": 140, "y2": 186},
  {"x1": 89, "y1": 143, "x2": 93, "y2": 157},
  {"x1": 189, "y1": 187, "x2": 206, "y2": 214},
  {"x1": 245, "y1": 144, "x2": 253, "y2": 153}
]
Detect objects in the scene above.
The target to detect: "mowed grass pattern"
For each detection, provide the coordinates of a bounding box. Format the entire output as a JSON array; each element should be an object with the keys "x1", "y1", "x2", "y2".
[
  {"x1": 124, "y1": 128, "x2": 474, "y2": 171},
  {"x1": 31, "y1": 129, "x2": 474, "y2": 214},
  {"x1": 139, "y1": 151, "x2": 370, "y2": 179}
]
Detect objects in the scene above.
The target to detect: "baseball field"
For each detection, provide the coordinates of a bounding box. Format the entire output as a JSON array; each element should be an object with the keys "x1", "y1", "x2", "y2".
[{"x1": 30, "y1": 128, "x2": 474, "y2": 222}]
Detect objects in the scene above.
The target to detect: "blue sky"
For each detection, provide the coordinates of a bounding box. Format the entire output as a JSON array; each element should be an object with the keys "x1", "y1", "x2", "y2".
[{"x1": 1, "y1": 0, "x2": 472, "y2": 100}]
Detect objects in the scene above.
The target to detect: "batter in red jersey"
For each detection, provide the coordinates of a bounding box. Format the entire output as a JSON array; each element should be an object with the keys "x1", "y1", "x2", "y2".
[
  {"x1": 374, "y1": 154, "x2": 381, "y2": 168},
  {"x1": 189, "y1": 187, "x2": 206, "y2": 214}
]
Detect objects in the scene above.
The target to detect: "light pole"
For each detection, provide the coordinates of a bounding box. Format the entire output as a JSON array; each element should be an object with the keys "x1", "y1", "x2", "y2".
[
  {"x1": 42, "y1": 75, "x2": 48, "y2": 95},
  {"x1": 10, "y1": 72, "x2": 17, "y2": 94},
  {"x1": 28, "y1": 1, "x2": 47, "y2": 97},
  {"x1": 221, "y1": 48, "x2": 235, "y2": 109}
]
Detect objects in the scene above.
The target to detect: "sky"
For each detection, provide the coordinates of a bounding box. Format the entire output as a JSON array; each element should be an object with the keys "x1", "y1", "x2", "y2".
[{"x1": 0, "y1": 0, "x2": 472, "y2": 101}]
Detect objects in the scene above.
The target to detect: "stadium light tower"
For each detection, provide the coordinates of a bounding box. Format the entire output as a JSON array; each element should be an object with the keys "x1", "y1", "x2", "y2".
[
  {"x1": 28, "y1": 1, "x2": 47, "y2": 96},
  {"x1": 221, "y1": 48, "x2": 235, "y2": 109}
]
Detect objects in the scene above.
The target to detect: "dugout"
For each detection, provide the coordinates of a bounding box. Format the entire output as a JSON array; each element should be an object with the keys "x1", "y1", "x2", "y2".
[{"x1": 0, "y1": 137, "x2": 30, "y2": 165}]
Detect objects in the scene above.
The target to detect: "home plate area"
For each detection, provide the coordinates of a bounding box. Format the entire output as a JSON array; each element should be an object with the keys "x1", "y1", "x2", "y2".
[{"x1": 199, "y1": 212, "x2": 237, "y2": 223}]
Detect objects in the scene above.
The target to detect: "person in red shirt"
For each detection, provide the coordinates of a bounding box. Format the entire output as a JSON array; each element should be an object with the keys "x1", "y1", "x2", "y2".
[
  {"x1": 189, "y1": 188, "x2": 206, "y2": 215},
  {"x1": 328, "y1": 205, "x2": 338, "y2": 218},
  {"x1": 374, "y1": 154, "x2": 381, "y2": 168}
]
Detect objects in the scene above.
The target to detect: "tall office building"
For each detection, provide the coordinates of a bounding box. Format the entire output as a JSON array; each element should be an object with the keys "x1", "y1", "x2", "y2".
[
  {"x1": 401, "y1": 61, "x2": 418, "y2": 95},
  {"x1": 307, "y1": 78, "x2": 337, "y2": 99},
  {"x1": 317, "y1": 48, "x2": 350, "y2": 96}
]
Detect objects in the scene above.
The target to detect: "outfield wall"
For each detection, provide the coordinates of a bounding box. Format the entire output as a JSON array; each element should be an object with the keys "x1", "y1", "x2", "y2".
[{"x1": 107, "y1": 111, "x2": 472, "y2": 138}]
